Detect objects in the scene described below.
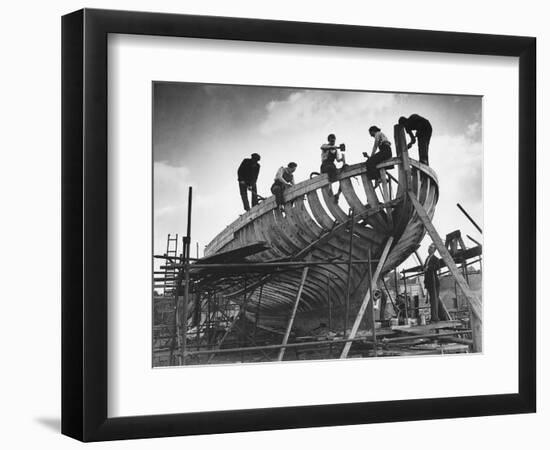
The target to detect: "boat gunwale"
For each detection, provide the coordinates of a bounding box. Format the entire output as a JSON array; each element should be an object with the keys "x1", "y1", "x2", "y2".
[{"x1": 205, "y1": 158, "x2": 438, "y2": 256}]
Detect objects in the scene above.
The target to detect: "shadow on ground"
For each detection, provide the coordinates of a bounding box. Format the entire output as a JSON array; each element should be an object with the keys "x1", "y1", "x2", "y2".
[{"x1": 35, "y1": 417, "x2": 61, "y2": 433}]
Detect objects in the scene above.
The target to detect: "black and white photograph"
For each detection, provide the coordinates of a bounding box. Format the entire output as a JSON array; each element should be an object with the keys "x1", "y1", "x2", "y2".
[
  {"x1": 0, "y1": 0, "x2": 541, "y2": 446},
  {"x1": 152, "y1": 83, "x2": 483, "y2": 366}
]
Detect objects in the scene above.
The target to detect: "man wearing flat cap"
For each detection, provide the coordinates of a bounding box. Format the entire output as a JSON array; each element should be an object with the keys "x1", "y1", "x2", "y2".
[{"x1": 237, "y1": 153, "x2": 261, "y2": 211}]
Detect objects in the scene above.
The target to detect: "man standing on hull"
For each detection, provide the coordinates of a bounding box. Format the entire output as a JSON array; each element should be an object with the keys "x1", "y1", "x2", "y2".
[
  {"x1": 399, "y1": 114, "x2": 432, "y2": 165},
  {"x1": 237, "y1": 153, "x2": 261, "y2": 211}
]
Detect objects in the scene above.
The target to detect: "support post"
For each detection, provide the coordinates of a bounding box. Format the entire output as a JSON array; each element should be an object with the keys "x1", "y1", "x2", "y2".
[
  {"x1": 340, "y1": 237, "x2": 394, "y2": 358},
  {"x1": 408, "y1": 191, "x2": 482, "y2": 351},
  {"x1": 180, "y1": 186, "x2": 193, "y2": 364},
  {"x1": 414, "y1": 250, "x2": 424, "y2": 267},
  {"x1": 241, "y1": 276, "x2": 248, "y2": 362},
  {"x1": 181, "y1": 251, "x2": 191, "y2": 364},
  {"x1": 254, "y1": 284, "x2": 263, "y2": 340},
  {"x1": 457, "y1": 203, "x2": 483, "y2": 234},
  {"x1": 394, "y1": 124, "x2": 412, "y2": 193},
  {"x1": 327, "y1": 277, "x2": 332, "y2": 332},
  {"x1": 344, "y1": 208, "x2": 355, "y2": 337},
  {"x1": 174, "y1": 280, "x2": 183, "y2": 366},
  {"x1": 278, "y1": 267, "x2": 309, "y2": 361},
  {"x1": 207, "y1": 310, "x2": 242, "y2": 363},
  {"x1": 195, "y1": 291, "x2": 201, "y2": 359},
  {"x1": 367, "y1": 249, "x2": 377, "y2": 356},
  {"x1": 379, "y1": 168, "x2": 394, "y2": 228},
  {"x1": 402, "y1": 270, "x2": 409, "y2": 320},
  {"x1": 207, "y1": 292, "x2": 212, "y2": 346}
]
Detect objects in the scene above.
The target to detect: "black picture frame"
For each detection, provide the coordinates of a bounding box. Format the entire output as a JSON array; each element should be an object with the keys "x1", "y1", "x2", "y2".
[{"x1": 62, "y1": 8, "x2": 536, "y2": 442}]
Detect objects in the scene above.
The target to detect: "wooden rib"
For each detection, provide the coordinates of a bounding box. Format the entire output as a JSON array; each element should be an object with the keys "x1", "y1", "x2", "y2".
[
  {"x1": 272, "y1": 207, "x2": 310, "y2": 249},
  {"x1": 379, "y1": 168, "x2": 394, "y2": 229},
  {"x1": 361, "y1": 172, "x2": 380, "y2": 207},
  {"x1": 258, "y1": 212, "x2": 295, "y2": 256},
  {"x1": 201, "y1": 157, "x2": 442, "y2": 335},
  {"x1": 320, "y1": 185, "x2": 386, "y2": 245},
  {"x1": 321, "y1": 186, "x2": 348, "y2": 222},
  {"x1": 263, "y1": 278, "x2": 316, "y2": 310},
  {"x1": 288, "y1": 198, "x2": 370, "y2": 273},
  {"x1": 206, "y1": 158, "x2": 439, "y2": 256},
  {"x1": 306, "y1": 191, "x2": 336, "y2": 230},
  {"x1": 292, "y1": 197, "x2": 324, "y2": 236},
  {"x1": 411, "y1": 166, "x2": 419, "y2": 197},
  {"x1": 339, "y1": 178, "x2": 368, "y2": 213},
  {"x1": 205, "y1": 163, "x2": 373, "y2": 255},
  {"x1": 340, "y1": 178, "x2": 388, "y2": 231}
]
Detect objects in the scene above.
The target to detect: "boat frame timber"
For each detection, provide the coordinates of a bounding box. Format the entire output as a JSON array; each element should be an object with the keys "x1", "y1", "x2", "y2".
[{"x1": 200, "y1": 125, "x2": 439, "y2": 330}]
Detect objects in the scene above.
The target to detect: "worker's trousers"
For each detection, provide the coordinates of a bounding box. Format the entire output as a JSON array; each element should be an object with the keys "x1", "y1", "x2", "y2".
[
  {"x1": 239, "y1": 181, "x2": 258, "y2": 211},
  {"x1": 270, "y1": 181, "x2": 287, "y2": 206}
]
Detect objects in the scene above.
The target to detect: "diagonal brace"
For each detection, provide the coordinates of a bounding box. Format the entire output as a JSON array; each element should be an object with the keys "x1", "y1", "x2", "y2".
[
  {"x1": 277, "y1": 267, "x2": 309, "y2": 361},
  {"x1": 340, "y1": 237, "x2": 394, "y2": 358}
]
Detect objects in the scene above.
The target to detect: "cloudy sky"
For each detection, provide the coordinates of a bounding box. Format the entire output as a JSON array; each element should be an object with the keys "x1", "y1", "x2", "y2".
[{"x1": 153, "y1": 82, "x2": 482, "y2": 268}]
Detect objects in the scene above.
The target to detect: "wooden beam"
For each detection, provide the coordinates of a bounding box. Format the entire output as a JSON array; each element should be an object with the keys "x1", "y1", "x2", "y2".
[
  {"x1": 206, "y1": 310, "x2": 242, "y2": 363},
  {"x1": 277, "y1": 267, "x2": 309, "y2": 361},
  {"x1": 367, "y1": 249, "x2": 377, "y2": 356},
  {"x1": 379, "y1": 168, "x2": 394, "y2": 228},
  {"x1": 340, "y1": 237, "x2": 394, "y2": 358},
  {"x1": 394, "y1": 124, "x2": 413, "y2": 193},
  {"x1": 344, "y1": 209, "x2": 355, "y2": 337},
  {"x1": 408, "y1": 191, "x2": 482, "y2": 351}
]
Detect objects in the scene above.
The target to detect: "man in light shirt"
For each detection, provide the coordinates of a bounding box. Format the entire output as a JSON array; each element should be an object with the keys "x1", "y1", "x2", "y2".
[
  {"x1": 320, "y1": 133, "x2": 346, "y2": 182},
  {"x1": 270, "y1": 162, "x2": 297, "y2": 210},
  {"x1": 364, "y1": 125, "x2": 392, "y2": 188}
]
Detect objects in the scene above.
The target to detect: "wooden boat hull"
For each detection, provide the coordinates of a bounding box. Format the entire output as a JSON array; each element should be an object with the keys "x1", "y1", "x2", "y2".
[{"x1": 202, "y1": 156, "x2": 438, "y2": 333}]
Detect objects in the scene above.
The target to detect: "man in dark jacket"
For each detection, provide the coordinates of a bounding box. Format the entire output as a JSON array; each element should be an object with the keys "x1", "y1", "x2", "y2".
[
  {"x1": 237, "y1": 153, "x2": 261, "y2": 211},
  {"x1": 398, "y1": 114, "x2": 432, "y2": 165},
  {"x1": 424, "y1": 243, "x2": 446, "y2": 322},
  {"x1": 424, "y1": 244, "x2": 444, "y2": 322}
]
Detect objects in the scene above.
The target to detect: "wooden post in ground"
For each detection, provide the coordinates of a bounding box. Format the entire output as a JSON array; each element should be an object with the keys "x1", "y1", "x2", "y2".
[
  {"x1": 344, "y1": 209, "x2": 355, "y2": 337},
  {"x1": 408, "y1": 191, "x2": 482, "y2": 352},
  {"x1": 207, "y1": 310, "x2": 242, "y2": 364},
  {"x1": 402, "y1": 270, "x2": 410, "y2": 320},
  {"x1": 174, "y1": 280, "x2": 183, "y2": 366},
  {"x1": 327, "y1": 276, "x2": 332, "y2": 332},
  {"x1": 254, "y1": 284, "x2": 263, "y2": 340},
  {"x1": 394, "y1": 124, "x2": 412, "y2": 193},
  {"x1": 240, "y1": 276, "x2": 247, "y2": 362},
  {"x1": 340, "y1": 237, "x2": 394, "y2": 359},
  {"x1": 367, "y1": 249, "x2": 377, "y2": 356},
  {"x1": 379, "y1": 168, "x2": 393, "y2": 228},
  {"x1": 277, "y1": 267, "x2": 309, "y2": 361},
  {"x1": 180, "y1": 187, "x2": 193, "y2": 364},
  {"x1": 181, "y1": 248, "x2": 190, "y2": 364}
]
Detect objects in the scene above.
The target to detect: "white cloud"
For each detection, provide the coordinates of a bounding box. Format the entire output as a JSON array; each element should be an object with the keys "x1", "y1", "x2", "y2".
[
  {"x1": 402, "y1": 133, "x2": 483, "y2": 265},
  {"x1": 259, "y1": 90, "x2": 397, "y2": 136},
  {"x1": 153, "y1": 161, "x2": 245, "y2": 263},
  {"x1": 466, "y1": 121, "x2": 481, "y2": 139}
]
